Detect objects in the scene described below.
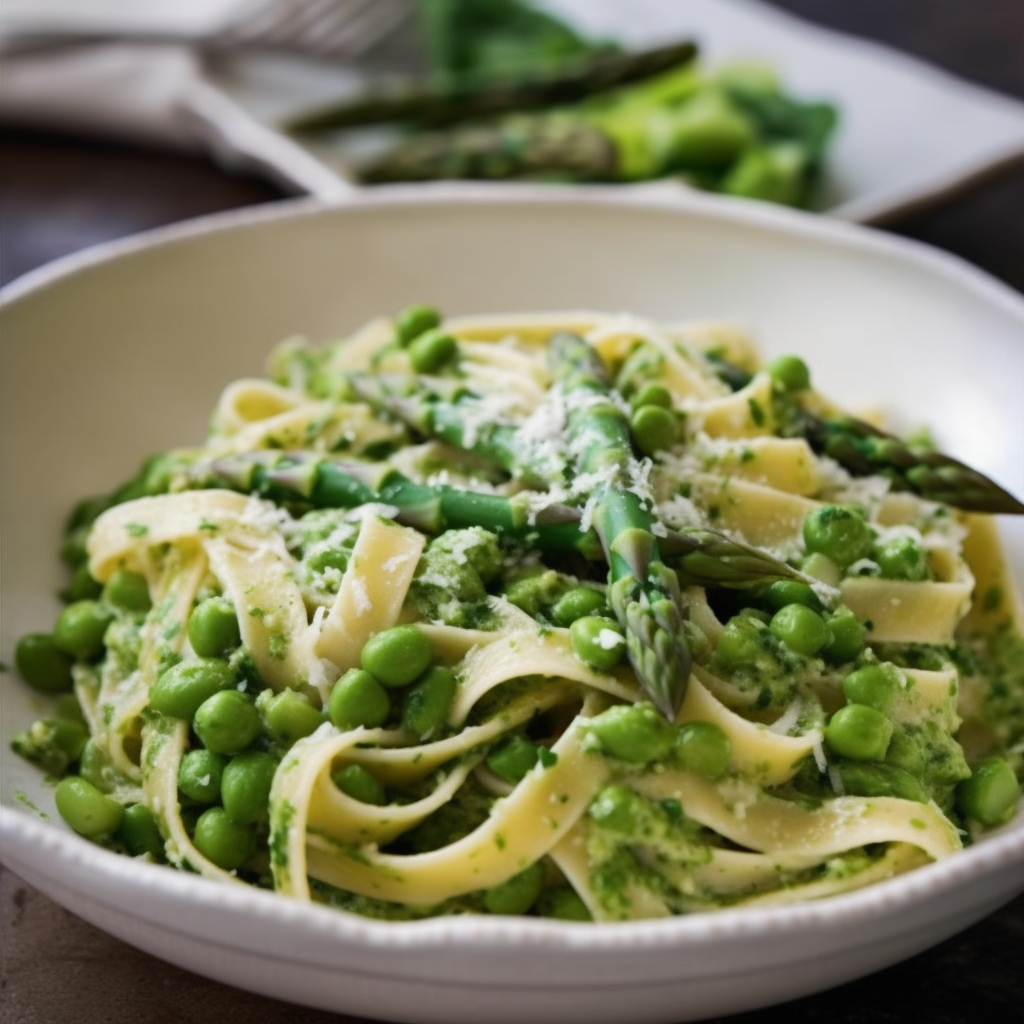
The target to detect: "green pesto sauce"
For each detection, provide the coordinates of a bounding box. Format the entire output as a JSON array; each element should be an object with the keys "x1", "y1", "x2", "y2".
[
  {"x1": 967, "y1": 624, "x2": 1024, "y2": 762},
  {"x1": 885, "y1": 721, "x2": 969, "y2": 813},
  {"x1": 104, "y1": 616, "x2": 142, "y2": 677},
  {"x1": 407, "y1": 528, "x2": 502, "y2": 629},
  {"x1": 386, "y1": 774, "x2": 496, "y2": 855},
  {"x1": 708, "y1": 630, "x2": 817, "y2": 712},
  {"x1": 586, "y1": 790, "x2": 712, "y2": 917},
  {"x1": 269, "y1": 799, "x2": 296, "y2": 870},
  {"x1": 267, "y1": 632, "x2": 289, "y2": 661},
  {"x1": 309, "y1": 878, "x2": 482, "y2": 920},
  {"x1": 14, "y1": 791, "x2": 49, "y2": 820}
]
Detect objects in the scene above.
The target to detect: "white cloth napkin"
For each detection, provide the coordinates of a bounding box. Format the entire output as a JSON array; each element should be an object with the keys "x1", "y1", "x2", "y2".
[
  {"x1": 2, "y1": 0, "x2": 253, "y2": 40},
  {"x1": 0, "y1": 1, "x2": 385, "y2": 196},
  {"x1": 1, "y1": 41, "x2": 356, "y2": 195}
]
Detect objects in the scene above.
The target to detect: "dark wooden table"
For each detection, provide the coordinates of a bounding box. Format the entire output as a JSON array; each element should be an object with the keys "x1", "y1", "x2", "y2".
[{"x1": 2, "y1": 2, "x2": 1022, "y2": 1022}]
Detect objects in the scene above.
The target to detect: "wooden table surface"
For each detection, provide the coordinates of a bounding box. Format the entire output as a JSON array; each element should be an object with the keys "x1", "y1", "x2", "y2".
[{"x1": 2, "y1": 2, "x2": 1022, "y2": 1022}]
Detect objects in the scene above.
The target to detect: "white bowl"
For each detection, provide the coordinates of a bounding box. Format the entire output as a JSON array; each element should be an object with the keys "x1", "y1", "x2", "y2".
[{"x1": 2, "y1": 186, "x2": 1023, "y2": 1024}]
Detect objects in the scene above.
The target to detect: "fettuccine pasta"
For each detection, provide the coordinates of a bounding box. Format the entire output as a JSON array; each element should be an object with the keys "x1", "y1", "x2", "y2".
[{"x1": 12, "y1": 307, "x2": 1024, "y2": 923}]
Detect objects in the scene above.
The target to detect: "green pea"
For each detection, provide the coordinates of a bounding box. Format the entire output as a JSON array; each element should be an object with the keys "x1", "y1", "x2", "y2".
[
  {"x1": 193, "y1": 690, "x2": 261, "y2": 756},
  {"x1": 328, "y1": 668, "x2": 390, "y2": 730},
  {"x1": 63, "y1": 563, "x2": 103, "y2": 603},
  {"x1": 486, "y1": 735, "x2": 540, "y2": 785},
  {"x1": 837, "y1": 763, "x2": 929, "y2": 803},
  {"x1": 587, "y1": 703, "x2": 676, "y2": 764},
  {"x1": 193, "y1": 807, "x2": 256, "y2": 870},
  {"x1": 60, "y1": 525, "x2": 90, "y2": 568},
  {"x1": 259, "y1": 690, "x2": 326, "y2": 745},
  {"x1": 408, "y1": 328, "x2": 458, "y2": 373},
  {"x1": 10, "y1": 716, "x2": 89, "y2": 776},
  {"x1": 800, "y1": 552, "x2": 841, "y2": 586},
  {"x1": 395, "y1": 304, "x2": 442, "y2": 345},
  {"x1": 736, "y1": 607, "x2": 772, "y2": 626},
  {"x1": 538, "y1": 887, "x2": 592, "y2": 921},
  {"x1": 675, "y1": 721, "x2": 731, "y2": 779},
  {"x1": 360, "y1": 625, "x2": 432, "y2": 688},
  {"x1": 78, "y1": 739, "x2": 115, "y2": 792},
  {"x1": 630, "y1": 382, "x2": 672, "y2": 410},
  {"x1": 187, "y1": 597, "x2": 241, "y2": 658},
  {"x1": 822, "y1": 610, "x2": 866, "y2": 664},
  {"x1": 757, "y1": 580, "x2": 823, "y2": 614},
  {"x1": 14, "y1": 633, "x2": 74, "y2": 693},
  {"x1": 842, "y1": 664, "x2": 902, "y2": 712},
  {"x1": 50, "y1": 716, "x2": 88, "y2": 761},
  {"x1": 767, "y1": 355, "x2": 811, "y2": 393},
  {"x1": 53, "y1": 600, "x2": 113, "y2": 661},
  {"x1": 150, "y1": 658, "x2": 236, "y2": 720},
  {"x1": 221, "y1": 751, "x2": 279, "y2": 825},
  {"x1": 714, "y1": 616, "x2": 767, "y2": 670},
  {"x1": 570, "y1": 616, "x2": 626, "y2": 672},
  {"x1": 802, "y1": 506, "x2": 875, "y2": 570},
  {"x1": 118, "y1": 803, "x2": 165, "y2": 860},
  {"x1": 630, "y1": 404, "x2": 679, "y2": 456},
  {"x1": 178, "y1": 749, "x2": 229, "y2": 804},
  {"x1": 825, "y1": 704, "x2": 893, "y2": 761},
  {"x1": 401, "y1": 666, "x2": 456, "y2": 738},
  {"x1": 483, "y1": 862, "x2": 544, "y2": 915},
  {"x1": 550, "y1": 587, "x2": 607, "y2": 627},
  {"x1": 55, "y1": 776, "x2": 124, "y2": 839},
  {"x1": 103, "y1": 569, "x2": 152, "y2": 612},
  {"x1": 873, "y1": 537, "x2": 929, "y2": 581},
  {"x1": 55, "y1": 693, "x2": 86, "y2": 723},
  {"x1": 957, "y1": 758, "x2": 1020, "y2": 827},
  {"x1": 332, "y1": 764, "x2": 386, "y2": 805},
  {"x1": 138, "y1": 452, "x2": 177, "y2": 496},
  {"x1": 307, "y1": 547, "x2": 349, "y2": 574},
  {"x1": 502, "y1": 569, "x2": 561, "y2": 616},
  {"x1": 769, "y1": 603, "x2": 831, "y2": 657},
  {"x1": 588, "y1": 784, "x2": 646, "y2": 832}
]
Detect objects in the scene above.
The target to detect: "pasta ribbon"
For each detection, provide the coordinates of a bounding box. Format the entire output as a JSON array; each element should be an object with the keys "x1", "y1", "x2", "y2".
[{"x1": 26, "y1": 308, "x2": 1018, "y2": 926}]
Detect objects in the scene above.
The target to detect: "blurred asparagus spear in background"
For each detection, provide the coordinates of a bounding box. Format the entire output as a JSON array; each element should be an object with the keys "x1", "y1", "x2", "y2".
[
  {"x1": 358, "y1": 115, "x2": 617, "y2": 182},
  {"x1": 356, "y1": 61, "x2": 836, "y2": 206},
  {"x1": 283, "y1": 0, "x2": 838, "y2": 207},
  {"x1": 286, "y1": 39, "x2": 697, "y2": 132}
]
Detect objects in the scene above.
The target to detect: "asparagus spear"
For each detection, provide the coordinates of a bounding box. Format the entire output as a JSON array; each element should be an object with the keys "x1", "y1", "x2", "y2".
[
  {"x1": 704, "y1": 356, "x2": 1024, "y2": 515},
  {"x1": 350, "y1": 372, "x2": 811, "y2": 587},
  {"x1": 206, "y1": 452, "x2": 598, "y2": 559},
  {"x1": 360, "y1": 116, "x2": 619, "y2": 184},
  {"x1": 547, "y1": 332, "x2": 692, "y2": 718},
  {"x1": 801, "y1": 414, "x2": 1024, "y2": 514},
  {"x1": 355, "y1": 63, "x2": 701, "y2": 185},
  {"x1": 347, "y1": 373, "x2": 562, "y2": 486},
  {"x1": 286, "y1": 40, "x2": 697, "y2": 133},
  {"x1": 198, "y1": 452, "x2": 804, "y2": 590}
]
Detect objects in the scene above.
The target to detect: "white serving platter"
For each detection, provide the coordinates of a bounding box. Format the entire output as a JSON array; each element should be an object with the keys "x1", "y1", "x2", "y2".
[{"x1": 200, "y1": 0, "x2": 1024, "y2": 222}]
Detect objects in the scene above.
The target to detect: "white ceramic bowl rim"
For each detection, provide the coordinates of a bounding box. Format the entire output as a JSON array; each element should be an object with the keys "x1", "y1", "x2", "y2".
[
  {"x1": 3, "y1": 183, "x2": 1024, "y2": 319},
  {"x1": 2, "y1": 183, "x2": 1022, "y2": 960},
  {"x1": 3, "y1": 800, "x2": 1023, "y2": 956}
]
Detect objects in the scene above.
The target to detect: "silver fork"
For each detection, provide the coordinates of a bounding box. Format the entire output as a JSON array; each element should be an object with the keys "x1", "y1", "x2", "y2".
[
  {"x1": 208, "y1": 0, "x2": 413, "y2": 59},
  {"x1": 1, "y1": 0, "x2": 414, "y2": 61}
]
